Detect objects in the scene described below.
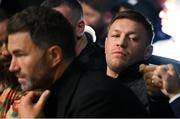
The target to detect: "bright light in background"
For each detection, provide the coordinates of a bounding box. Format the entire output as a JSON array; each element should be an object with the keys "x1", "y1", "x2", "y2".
[
  {"x1": 159, "y1": 0, "x2": 180, "y2": 41},
  {"x1": 153, "y1": 0, "x2": 180, "y2": 61}
]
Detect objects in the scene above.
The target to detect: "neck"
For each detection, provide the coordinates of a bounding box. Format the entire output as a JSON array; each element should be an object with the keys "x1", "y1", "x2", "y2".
[
  {"x1": 75, "y1": 34, "x2": 88, "y2": 56},
  {"x1": 106, "y1": 66, "x2": 119, "y2": 79},
  {"x1": 53, "y1": 57, "x2": 74, "y2": 82}
]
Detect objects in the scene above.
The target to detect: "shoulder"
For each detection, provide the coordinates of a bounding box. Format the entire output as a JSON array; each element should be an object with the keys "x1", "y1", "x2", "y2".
[{"x1": 70, "y1": 70, "x2": 148, "y2": 117}]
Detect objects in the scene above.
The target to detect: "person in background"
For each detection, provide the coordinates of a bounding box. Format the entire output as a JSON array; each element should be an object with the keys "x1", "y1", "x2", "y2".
[
  {"x1": 0, "y1": 8, "x2": 21, "y2": 118},
  {"x1": 8, "y1": 6, "x2": 147, "y2": 118},
  {"x1": 104, "y1": 10, "x2": 174, "y2": 117},
  {"x1": 153, "y1": 0, "x2": 180, "y2": 61},
  {"x1": 112, "y1": 0, "x2": 134, "y2": 15},
  {"x1": 140, "y1": 63, "x2": 180, "y2": 117},
  {"x1": 41, "y1": 0, "x2": 106, "y2": 70},
  {"x1": 79, "y1": 0, "x2": 115, "y2": 48}
]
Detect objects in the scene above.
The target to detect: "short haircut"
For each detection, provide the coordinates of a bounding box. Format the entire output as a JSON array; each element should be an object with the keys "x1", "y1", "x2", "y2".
[
  {"x1": 8, "y1": 6, "x2": 75, "y2": 59},
  {"x1": 111, "y1": 10, "x2": 154, "y2": 44},
  {"x1": 80, "y1": 0, "x2": 115, "y2": 13},
  {"x1": 0, "y1": 8, "x2": 8, "y2": 22},
  {"x1": 41, "y1": 0, "x2": 83, "y2": 24}
]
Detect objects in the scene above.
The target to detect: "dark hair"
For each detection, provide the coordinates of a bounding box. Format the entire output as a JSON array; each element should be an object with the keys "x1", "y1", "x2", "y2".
[
  {"x1": 8, "y1": 6, "x2": 75, "y2": 59},
  {"x1": 111, "y1": 10, "x2": 154, "y2": 44},
  {"x1": 41, "y1": 0, "x2": 83, "y2": 25},
  {"x1": 80, "y1": 0, "x2": 115, "y2": 13},
  {"x1": 0, "y1": 8, "x2": 8, "y2": 22}
]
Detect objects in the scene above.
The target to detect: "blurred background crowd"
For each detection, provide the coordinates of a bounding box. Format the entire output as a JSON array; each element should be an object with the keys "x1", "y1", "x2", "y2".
[{"x1": 1, "y1": 0, "x2": 179, "y2": 61}]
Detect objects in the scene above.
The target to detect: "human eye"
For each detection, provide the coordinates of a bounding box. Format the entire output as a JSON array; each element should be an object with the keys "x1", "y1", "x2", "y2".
[
  {"x1": 129, "y1": 37, "x2": 136, "y2": 41},
  {"x1": 129, "y1": 35, "x2": 138, "y2": 41},
  {"x1": 13, "y1": 51, "x2": 27, "y2": 57},
  {"x1": 111, "y1": 33, "x2": 120, "y2": 38}
]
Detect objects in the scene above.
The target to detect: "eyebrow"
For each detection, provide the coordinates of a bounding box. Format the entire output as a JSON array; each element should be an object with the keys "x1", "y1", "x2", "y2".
[
  {"x1": 10, "y1": 49, "x2": 25, "y2": 55},
  {"x1": 111, "y1": 29, "x2": 138, "y2": 35}
]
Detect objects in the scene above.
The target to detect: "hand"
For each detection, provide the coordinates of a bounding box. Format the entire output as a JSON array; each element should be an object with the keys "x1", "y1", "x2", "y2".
[
  {"x1": 139, "y1": 64, "x2": 162, "y2": 97},
  {"x1": 18, "y1": 90, "x2": 50, "y2": 118},
  {"x1": 140, "y1": 64, "x2": 180, "y2": 98},
  {"x1": 159, "y1": 64, "x2": 180, "y2": 98}
]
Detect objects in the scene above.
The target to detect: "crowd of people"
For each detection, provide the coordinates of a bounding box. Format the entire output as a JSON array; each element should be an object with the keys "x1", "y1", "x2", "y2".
[{"x1": 0, "y1": 0, "x2": 180, "y2": 118}]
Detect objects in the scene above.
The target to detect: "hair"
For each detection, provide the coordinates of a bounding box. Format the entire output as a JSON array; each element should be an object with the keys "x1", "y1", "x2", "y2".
[
  {"x1": 8, "y1": 6, "x2": 76, "y2": 59},
  {"x1": 41, "y1": 0, "x2": 83, "y2": 25},
  {"x1": 0, "y1": 8, "x2": 8, "y2": 22},
  {"x1": 80, "y1": 0, "x2": 115, "y2": 13},
  {"x1": 111, "y1": 10, "x2": 154, "y2": 44}
]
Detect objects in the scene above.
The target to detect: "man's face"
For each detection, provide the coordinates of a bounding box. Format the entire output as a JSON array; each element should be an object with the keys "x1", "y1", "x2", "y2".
[
  {"x1": 81, "y1": 3, "x2": 103, "y2": 32},
  {"x1": 8, "y1": 32, "x2": 52, "y2": 91},
  {"x1": 0, "y1": 19, "x2": 11, "y2": 69},
  {"x1": 53, "y1": 5, "x2": 84, "y2": 39},
  {"x1": 105, "y1": 19, "x2": 149, "y2": 73}
]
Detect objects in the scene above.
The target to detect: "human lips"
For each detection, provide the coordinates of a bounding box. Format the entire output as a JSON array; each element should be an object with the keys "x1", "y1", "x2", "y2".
[{"x1": 112, "y1": 50, "x2": 127, "y2": 57}]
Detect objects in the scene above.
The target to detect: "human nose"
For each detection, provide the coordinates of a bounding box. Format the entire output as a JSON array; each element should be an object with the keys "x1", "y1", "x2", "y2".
[
  {"x1": 9, "y1": 57, "x2": 19, "y2": 72},
  {"x1": 117, "y1": 33, "x2": 128, "y2": 48}
]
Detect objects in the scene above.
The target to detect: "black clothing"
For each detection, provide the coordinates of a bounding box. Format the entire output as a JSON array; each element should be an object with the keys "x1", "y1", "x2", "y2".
[
  {"x1": 111, "y1": 60, "x2": 175, "y2": 117},
  {"x1": 170, "y1": 97, "x2": 180, "y2": 117},
  {"x1": 77, "y1": 32, "x2": 106, "y2": 70},
  {"x1": 44, "y1": 59, "x2": 148, "y2": 117}
]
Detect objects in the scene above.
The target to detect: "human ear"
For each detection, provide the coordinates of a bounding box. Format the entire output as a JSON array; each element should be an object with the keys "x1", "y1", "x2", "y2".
[
  {"x1": 144, "y1": 45, "x2": 153, "y2": 60},
  {"x1": 47, "y1": 46, "x2": 63, "y2": 67},
  {"x1": 76, "y1": 20, "x2": 85, "y2": 38}
]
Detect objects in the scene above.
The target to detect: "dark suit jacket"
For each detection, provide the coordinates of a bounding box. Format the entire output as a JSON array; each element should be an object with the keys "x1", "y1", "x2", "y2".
[
  {"x1": 43, "y1": 60, "x2": 148, "y2": 117},
  {"x1": 170, "y1": 96, "x2": 180, "y2": 117}
]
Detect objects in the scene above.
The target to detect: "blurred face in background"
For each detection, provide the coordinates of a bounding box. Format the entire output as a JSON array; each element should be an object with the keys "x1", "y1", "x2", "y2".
[
  {"x1": 53, "y1": 4, "x2": 85, "y2": 39},
  {"x1": 0, "y1": 19, "x2": 11, "y2": 70},
  {"x1": 159, "y1": 0, "x2": 180, "y2": 39},
  {"x1": 81, "y1": 2, "x2": 104, "y2": 32}
]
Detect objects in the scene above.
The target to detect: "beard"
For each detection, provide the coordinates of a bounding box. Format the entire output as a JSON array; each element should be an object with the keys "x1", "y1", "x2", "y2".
[{"x1": 20, "y1": 53, "x2": 54, "y2": 91}]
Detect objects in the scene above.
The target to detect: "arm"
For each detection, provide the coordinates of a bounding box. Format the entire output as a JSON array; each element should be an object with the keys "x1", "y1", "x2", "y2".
[
  {"x1": 140, "y1": 64, "x2": 180, "y2": 117},
  {"x1": 140, "y1": 64, "x2": 180, "y2": 98}
]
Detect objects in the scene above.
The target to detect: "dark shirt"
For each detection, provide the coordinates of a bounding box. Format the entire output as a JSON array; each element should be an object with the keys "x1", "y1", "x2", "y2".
[
  {"x1": 43, "y1": 59, "x2": 148, "y2": 117},
  {"x1": 170, "y1": 97, "x2": 180, "y2": 118},
  {"x1": 77, "y1": 32, "x2": 106, "y2": 70},
  {"x1": 110, "y1": 61, "x2": 175, "y2": 117}
]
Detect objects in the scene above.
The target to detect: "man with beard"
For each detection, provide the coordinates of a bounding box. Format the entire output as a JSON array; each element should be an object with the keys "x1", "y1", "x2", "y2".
[
  {"x1": 8, "y1": 6, "x2": 148, "y2": 118},
  {"x1": 0, "y1": 8, "x2": 21, "y2": 118},
  {"x1": 41, "y1": 0, "x2": 106, "y2": 70},
  {"x1": 80, "y1": 0, "x2": 115, "y2": 48}
]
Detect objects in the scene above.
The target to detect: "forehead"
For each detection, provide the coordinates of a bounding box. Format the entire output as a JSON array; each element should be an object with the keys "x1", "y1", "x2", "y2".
[
  {"x1": 8, "y1": 32, "x2": 35, "y2": 52},
  {"x1": 82, "y1": 3, "x2": 99, "y2": 14},
  {"x1": 109, "y1": 18, "x2": 146, "y2": 33}
]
